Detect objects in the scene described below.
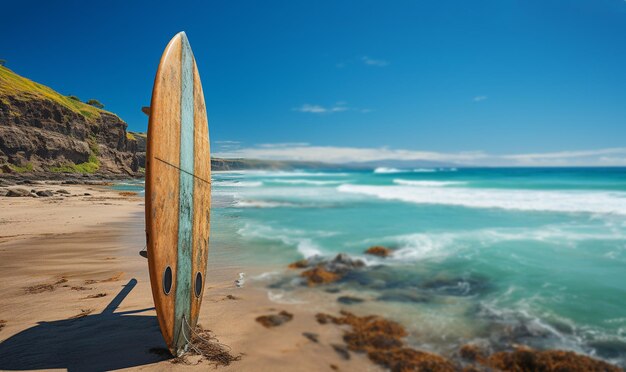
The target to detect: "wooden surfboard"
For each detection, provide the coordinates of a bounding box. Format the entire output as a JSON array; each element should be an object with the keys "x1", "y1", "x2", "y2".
[{"x1": 145, "y1": 32, "x2": 211, "y2": 356}]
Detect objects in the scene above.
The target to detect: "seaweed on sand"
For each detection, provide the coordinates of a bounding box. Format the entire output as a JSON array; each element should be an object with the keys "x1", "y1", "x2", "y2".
[{"x1": 170, "y1": 324, "x2": 242, "y2": 367}]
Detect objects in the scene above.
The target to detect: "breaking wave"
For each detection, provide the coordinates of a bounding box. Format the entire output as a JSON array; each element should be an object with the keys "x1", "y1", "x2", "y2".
[{"x1": 338, "y1": 184, "x2": 626, "y2": 216}]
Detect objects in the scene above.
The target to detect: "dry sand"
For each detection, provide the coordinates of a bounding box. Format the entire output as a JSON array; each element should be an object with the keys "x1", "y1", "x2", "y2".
[{"x1": 0, "y1": 184, "x2": 379, "y2": 371}]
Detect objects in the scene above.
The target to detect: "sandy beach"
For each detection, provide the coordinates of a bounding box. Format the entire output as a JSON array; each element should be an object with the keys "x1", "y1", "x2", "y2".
[{"x1": 0, "y1": 183, "x2": 378, "y2": 371}]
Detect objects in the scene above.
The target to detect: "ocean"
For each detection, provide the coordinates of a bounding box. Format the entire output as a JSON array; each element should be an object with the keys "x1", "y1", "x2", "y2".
[{"x1": 124, "y1": 167, "x2": 626, "y2": 366}]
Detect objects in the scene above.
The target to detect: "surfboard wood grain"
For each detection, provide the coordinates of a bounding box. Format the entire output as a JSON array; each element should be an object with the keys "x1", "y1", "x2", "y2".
[{"x1": 145, "y1": 32, "x2": 210, "y2": 356}]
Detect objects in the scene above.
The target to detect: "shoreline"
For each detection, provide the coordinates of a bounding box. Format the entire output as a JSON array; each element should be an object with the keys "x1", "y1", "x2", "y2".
[
  {"x1": 0, "y1": 182, "x2": 376, "y2": 371},
  {"x1": 0, "y1": 181, "x2": 623, "y2": 371}
]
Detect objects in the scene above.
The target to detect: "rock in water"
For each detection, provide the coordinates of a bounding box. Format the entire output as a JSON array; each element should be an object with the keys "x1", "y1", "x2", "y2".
[{"x1": 364, "y1": 246, "x2": 392, "y2": 257}]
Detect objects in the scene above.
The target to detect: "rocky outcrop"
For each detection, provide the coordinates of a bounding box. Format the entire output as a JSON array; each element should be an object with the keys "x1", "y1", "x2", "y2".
[
  {"x1": 364, "y1": 246, "x2": 393, "y2": 257},
  {"x1": 0, "y1": 66, "x2": 144, "y2": 177}
]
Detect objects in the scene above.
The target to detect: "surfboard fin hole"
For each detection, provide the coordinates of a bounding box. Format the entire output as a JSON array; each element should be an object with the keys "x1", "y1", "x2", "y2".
[
  {"x1": 163, "y1": 266, "x2": 173, "y2": 295},
  {"x1": 194, "y1": 272, "x2": 203, "y2": 298}
]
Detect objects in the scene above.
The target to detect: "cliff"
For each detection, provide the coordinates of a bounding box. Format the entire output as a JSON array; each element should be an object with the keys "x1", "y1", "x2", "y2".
[{"x1": 0, "y1": 66, "x2": 143, "y2": 177}]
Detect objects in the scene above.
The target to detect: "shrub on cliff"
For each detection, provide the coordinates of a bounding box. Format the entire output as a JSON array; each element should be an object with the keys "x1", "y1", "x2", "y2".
[
  {"x1": 67, "y1": 95, "x2": 80, "y2": 101},
  {"x1": 86, "y1": 99, "x2": 104, "y2": 109}
]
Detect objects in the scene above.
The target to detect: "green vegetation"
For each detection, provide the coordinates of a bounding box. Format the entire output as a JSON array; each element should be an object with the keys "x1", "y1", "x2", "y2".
[
  {"x1": 0, "y1": 59, "x2": 6, "y2": 67},
  {"x1": 86, "y1": 99, "x2": 104, "y2": 109},
  {"x1": 6, "y1": 163, "x2": 33, "y2": 173},
  {"x1": 67, "y1": 95, "x2": 80, "y2": 101},
  {"x1": 0, "y1": 66, "x2": 120, "y2": 122},
  {"x1": 49, "y1": 154, "x2": 100, "y2": 174}
]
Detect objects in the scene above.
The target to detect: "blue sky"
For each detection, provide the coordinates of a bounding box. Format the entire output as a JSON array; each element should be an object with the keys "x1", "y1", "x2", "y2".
[{"x1": 2, "y1": 0, "x2": 626, "y2": 165}]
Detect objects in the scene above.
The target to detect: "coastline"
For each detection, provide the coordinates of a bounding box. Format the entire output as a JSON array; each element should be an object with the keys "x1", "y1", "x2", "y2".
[
  {"x1": 0, "y1": 182, "x2": 376, "y2": 371},
  {"x1": 0, "y1": 179, "x2": 623, "y2": 371}
]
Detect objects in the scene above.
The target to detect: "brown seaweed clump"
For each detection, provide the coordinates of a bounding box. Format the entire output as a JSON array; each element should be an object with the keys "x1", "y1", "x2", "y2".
[
  {"x1": 486, "y1": 347, "x2": 621, "y2": 372},
  {"x1": 364, "y1": 246, "x2": 393, "y2": 257},
  {"x1": 316, "y1": 311, "x2": 455, "y2": 372},
  {"x1": 459, "y1": 344, "x2": 487, "y2": 363},
  {"x1": 169, "y1": 325, "x2": 242, "y2": 367},
  {"x1": 0, "y1": 320, "x2": 6, "y2": 332},
  {"x1": 288, "y1": 258, "x2": 310, "y2": 269},
  {"x1": 301, "y1": 266, "x2": 342, "y2": 286},
  {"x1": 255, "y1": 310, "x2": 294, "y2": 328},
  {"x1": 369, "y1": 348, "x2": 456, "y2": 372},
  {"x1": 186, "y1": 325, "x2": 242, "y2": 367}
]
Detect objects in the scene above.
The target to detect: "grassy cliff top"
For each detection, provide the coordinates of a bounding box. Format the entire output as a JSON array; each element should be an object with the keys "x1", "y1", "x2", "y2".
[{"x1": 0, "y1": 66, "x2": 117, "y2": 122}]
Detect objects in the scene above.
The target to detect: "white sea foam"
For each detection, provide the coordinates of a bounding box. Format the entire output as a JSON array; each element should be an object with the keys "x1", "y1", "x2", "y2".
[
  {"x1": 374, "y1": 167, "x2": 438, "y2": 174},
  {"x1": 338, "y1": 184, "x2": 626, "y2": 216},
  {"x1": 268, "y1": 290, "x2": 306, "y2": 304},
  {"x1": 233, "y1": 200, "x2": 299, "y2": 208},
  {"x1": 374, "y1": 167, "x2": 405, "y2": 174},
  {"x1": 268, "y1": 179, "x2": 346, "y2": 185},
  {"x1": 393, "y1": 179, "x2": 467, "y2": 187},
  {"x1": 237, "y1": 222, "x2": 325, "y2": 257},
  {"x1": 214, "y1": 170, "x2": 348, "y2": 177},
  {"x1": 362, "y1": 225, "x2": 626, "y2": 262},
  {"x1": 214, "y1": 180, "x2": 263, "y2": 187}
]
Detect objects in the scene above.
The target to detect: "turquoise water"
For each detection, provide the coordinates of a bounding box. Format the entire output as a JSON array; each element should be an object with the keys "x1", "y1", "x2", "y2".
[{"x1": 124, "y1": 167, "x2": 626, "y2": 365}]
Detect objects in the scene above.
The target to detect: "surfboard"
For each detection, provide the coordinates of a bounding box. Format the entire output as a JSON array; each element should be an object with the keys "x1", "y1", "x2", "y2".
[{"x1": 145, "y1": 32, "x2": 211, "y2": 356}]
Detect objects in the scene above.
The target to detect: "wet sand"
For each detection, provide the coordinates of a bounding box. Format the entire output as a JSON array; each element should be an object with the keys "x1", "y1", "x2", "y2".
[{"x1": 0, "y1": 184, "x2": 378, "y2": 371}]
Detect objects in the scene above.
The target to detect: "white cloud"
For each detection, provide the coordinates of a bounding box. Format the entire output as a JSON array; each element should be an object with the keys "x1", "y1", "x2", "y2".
[
  {"x1": 362, "y1": 56, "x2": 389, "y2": 67},
  {"x1": 215, "y1": 143, "x2": 487, "y2": 164},
  {"x1": 213, "y1": 143, "x2": 626, "y2": 167},
  {"x1": 213, "y1": 140, "x2": 241, "y2": 150},
  {"x1": 293, "y1": 104, "x2": 328, "y2": 114},
  {"x1": 293, "y1": 102, "x2": 369, "y2": 114},
  {"x1": 473, "y1": 96, "x2": 488, "y2": 102},
  {"x1": 501, "y1": 148, "x2": 626, "y2": 165}
]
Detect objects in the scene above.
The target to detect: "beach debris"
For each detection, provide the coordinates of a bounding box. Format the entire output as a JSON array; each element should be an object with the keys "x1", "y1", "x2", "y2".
[
  {"x1": 82, "y1": 272, "x2": 124, "y2": 285},
  {"x1": 235, "y1": 272, "x2": 246, "y2": 288},
  {"x1": 71, "y1": 286, "x2": 92, "y2": 291},
  {"x1": 255, "y1": 310, "x2": 294, "y2": 328},
  {"x1": 0, "y1": 320, "x2": 6, "y2": 332},
  {"x1": 171, "y1": 324, "x2": 242, "y2": 367},
  {"x1": 70, "y1": 308, "x2": 94, "y2": 319},
  {"x1": 224, "y1": 294, "x2": 239, "y2": 300},
  {"x1": 364, "y1": 246, "x2": 392, "y2": 257},
  {"x1": 24, "y1": 277, "x2": 67, "y2": 294},
  {"x1": 6, "y1": 188, "x2": 30, "y2": 197},
  {"x1": 330, "y1": 364, "x2": 339, "y2": 370},
  {"x1": 302, "y1": 332, "x2": 320, "y2": 343},
  {"x1": 337, "y1": 296, "x2": 365, "y2": 305},
  {"x1": 332, "y1": 344, "x2": 351, "y2": 360},
  {"x1": 85, "y1": 293, "x2": 107, "y2": 299}
]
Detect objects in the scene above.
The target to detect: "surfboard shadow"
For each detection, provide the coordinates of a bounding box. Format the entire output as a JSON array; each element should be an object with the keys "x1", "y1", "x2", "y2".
[{"x1": 0, "y1": 279, "x2": 170, "y2": 372}]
